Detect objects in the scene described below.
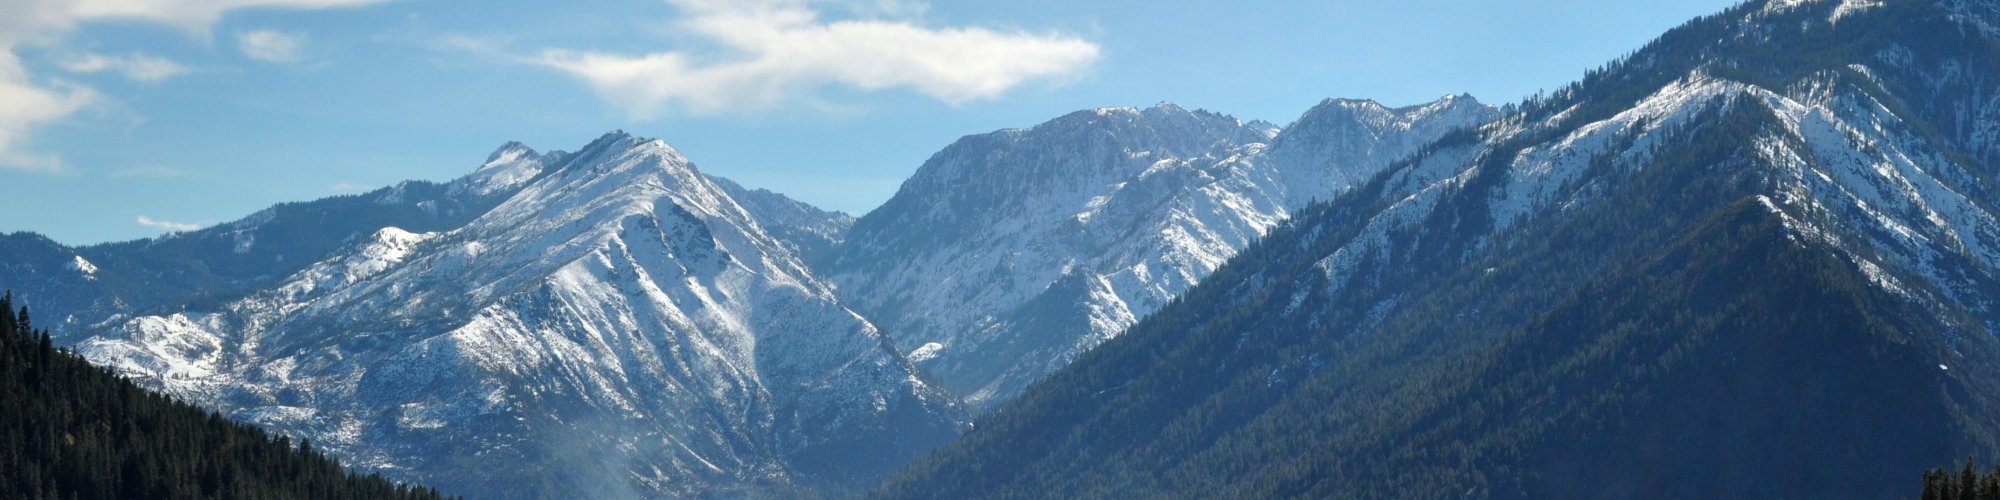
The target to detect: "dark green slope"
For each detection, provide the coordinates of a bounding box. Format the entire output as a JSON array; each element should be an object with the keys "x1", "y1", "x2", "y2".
[
  {"x1": 0, "y1": 294, "x2": 451, "y2": 499},
  {"x1": 1239, "y1": 200, "x2": 1965, "y2": 499},
  {"x1": 874, "y1": 1, "x2": 2000, "y2": 497}
]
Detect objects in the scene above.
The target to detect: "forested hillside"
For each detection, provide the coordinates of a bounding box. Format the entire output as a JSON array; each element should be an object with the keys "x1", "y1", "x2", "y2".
[
  {"x1": 0, "y1": 292, "x2": 450, "y2": 499},
  {"x1": 1923, "y1": 459, "x2": 2000, "y2": 500}
]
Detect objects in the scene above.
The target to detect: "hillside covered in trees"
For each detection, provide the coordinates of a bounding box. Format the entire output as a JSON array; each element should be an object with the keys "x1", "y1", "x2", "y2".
[
  {"x1": 1923, "y1": 459, "x2": 2000, "y2": 500},
  {"x1": 0, "y1": 292, "x2": 451, "y2": 499}
]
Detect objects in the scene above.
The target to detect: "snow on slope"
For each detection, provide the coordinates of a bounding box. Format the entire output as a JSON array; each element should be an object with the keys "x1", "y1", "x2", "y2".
[
  {"x1": 76, "y1": 132, "x2": 962, "y2": 498},
  {"x1": 706, "y1": 174, "x2": 855, "y2": 266},
  {"x1": 832, "y1": 99, "x2": 1496, "y2": 408},
  {"x1": 1302, "y1": 65, "x2": 2000, "y2": 346}
]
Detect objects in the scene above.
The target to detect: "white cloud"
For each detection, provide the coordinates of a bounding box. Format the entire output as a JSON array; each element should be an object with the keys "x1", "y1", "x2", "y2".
[
  {"x1": 237, "y1": 30, "x2": 304, "y2": 63},
  {"x1": 136, "y1": 215, "x2": 204, "y2": 232},
  {"x1": 536, "y1": 0, "x2": 1100, "y2": 117},
  {"x1": 59, "y1": 52, "x2": 191, "y2": 82},
  {"x1": 10, "y1": 0, "x2": 393, "y2": 36},
  {"x1": 0, "y1": 52, "x2": 94, "y2": 173},
  {"x1": 0, "y1": 0, "x2": 392, "y2": 172},
  {"x1": 330, "y1": 182, "x2": 373, "y2": 193}
]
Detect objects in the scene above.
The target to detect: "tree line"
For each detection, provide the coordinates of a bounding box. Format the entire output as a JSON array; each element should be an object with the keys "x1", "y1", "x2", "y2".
[
  {"x1": 1923, "y1": 459, "x2": 2000, "y2": 500},
  {"x1": 0, "y1": 291, "x2": 452, "y2": 499}
]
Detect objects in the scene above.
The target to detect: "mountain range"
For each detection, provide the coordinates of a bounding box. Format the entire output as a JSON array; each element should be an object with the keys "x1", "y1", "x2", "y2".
[
  {"x1": 0, "y1": 92, "x2": 1498, "y2": 497},
  {"x1": 828, "y1": 98, "x2": 1495, "y2": 408},
  {"x1": 878, "y1": 0, "x2": 2000, "y2": 497},
  {"x1": 2, "y1": 0, "x2": 1997, "y2": 497}
]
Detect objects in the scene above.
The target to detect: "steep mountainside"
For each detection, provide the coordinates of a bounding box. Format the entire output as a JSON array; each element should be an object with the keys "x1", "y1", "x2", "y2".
[
  {"x1": 0, "y1": 294, "x2": 450, "y2": 499},
  {"x1": 707, "y1": 175, "x2": 856, "y2": 267},
  {"x1": 0, "y1": 142, "x2": 555, "y2": 336},
  {"x1": 877, "y1": 0, "x2": 2000, "y2": 497},
  {"x1": 831, "y1": 99, "x2": 1496, "y2": 408},
  {"x1": 73, "y1": 133, "x2": 964, "y2": 498}
]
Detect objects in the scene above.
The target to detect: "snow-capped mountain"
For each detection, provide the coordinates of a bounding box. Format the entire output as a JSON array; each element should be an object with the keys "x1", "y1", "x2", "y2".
[
  {"x1": 829, "y1": 99, "x2": 1496, "y2": 408},
  {"x1": 73, "y1": 132, "x2": 963, "y2": 498},
  {"x1": 0, "y1": 146, "x2": 545, "y2": 338},
  {"x1": 1262, "y1": 94, "x2": 1502, "y2": 208},
  {"x1": 11, "y1": 95, "x2": 1499, "y2": 495},
  {"x1": 877, "y1": 1, "x2": 2000, "y2": 497}
]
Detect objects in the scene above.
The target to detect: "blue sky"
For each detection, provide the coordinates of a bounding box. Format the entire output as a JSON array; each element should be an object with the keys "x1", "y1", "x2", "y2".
[{"x1": 0, "y1": 0, "x2": 1742, "y2": 245}]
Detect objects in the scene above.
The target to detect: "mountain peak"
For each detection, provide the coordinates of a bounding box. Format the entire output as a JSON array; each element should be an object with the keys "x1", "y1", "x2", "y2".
[
  {"x1": 1263, "y1": 93, "x2": 1498, "y2": 206},
  {"x1": 483, "y1": 141, "x2": 537, "y2": 165},
  {"x1": 457, "y1": 140, "x2": 551, "y2": 196},
  {"x1": 598, "y1": 128, "x2": 634, "y2": 142},
  {"x1": 1438, "y1": 92, "x2": 1477, "y2": 104},
  {"x1": 534, "y1": 130, "x2": 695, "y2": 185},
  {"x1": 619, "y1": 136, "x2": 692, "y2": 172},
  {"x1": 1314, "y1": 97, "x2": 1387, "y2": 111},
  {"x1": 1145, "y1": 101, "x2": 1191, "y2": 115},
  {"x1": 889, "y1": 102, "x2": 1266, "y2": 207},
  {"x1": 470, "y1": 132, "x2": 695, "y2": 197},
  {"x1": 565, "y1": 129, "x2": 645, "y2": 158}
]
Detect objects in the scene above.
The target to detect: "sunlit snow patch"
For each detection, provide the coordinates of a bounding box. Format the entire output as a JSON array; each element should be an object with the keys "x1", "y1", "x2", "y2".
[
  {"x1": 909, "y1": 342, "x2": 945, "y2": 363},
  {"x1": 69, "y1": 255, "x2": 98, "y2": 278}
]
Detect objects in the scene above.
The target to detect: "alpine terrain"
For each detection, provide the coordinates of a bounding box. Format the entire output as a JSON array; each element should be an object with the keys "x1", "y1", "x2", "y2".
[
  {"x1": 62, "y1": 132, "x2": 966, "y2": 498},
  {"x1": 0, "y1": 100, "x2": 1502, "y2": 496},
  {"x1": 878, "y1": 0, "x2": 2000, "y2": 497},
  {"x1": 0, "y1": 151, "x2": 534, "y2": 336},
  {"x1": 829, "y1": 98, "x2": 1496, "y2": 408}
]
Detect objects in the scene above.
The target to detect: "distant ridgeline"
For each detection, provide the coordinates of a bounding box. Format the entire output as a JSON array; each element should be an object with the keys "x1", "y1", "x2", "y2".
[{"x1": 0, "y1": 292, "x2": 451, "y2": 499}]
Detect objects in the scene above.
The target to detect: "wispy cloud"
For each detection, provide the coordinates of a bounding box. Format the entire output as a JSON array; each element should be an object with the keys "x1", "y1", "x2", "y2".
[
  {"x1": 0, "y1": 59, "x2": 94, "y2": 173},
  {"x1": 58, "y1": 52, "x2": 190, "y2": 82},
  {"x1": 330, "y1": 182, "x2": 374, "y2": 193},
  {"x1": 136, "y1": 215, "x2": 204, "y2": 232},
  {"x1": 534, "y1": 0, "x2": 1100, "y2": 117},
  {"x1": 237, "y1": 30, "x2": 305, "y2": 63},
  {"x1": 0, "y1": 0, "x2": 393, "y2": 172}
]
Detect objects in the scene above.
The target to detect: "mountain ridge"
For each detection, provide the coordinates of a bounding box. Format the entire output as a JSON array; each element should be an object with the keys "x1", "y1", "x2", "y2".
[
  {"x1": 71, "y1": 131, "x2": 967, "y2": 498},
  {"x1": 829, "y1": 97, "x2": 1497, "y2": 408},
  {"x1": 873, "y1": 0, "x2": 2000, "y2": 497}
]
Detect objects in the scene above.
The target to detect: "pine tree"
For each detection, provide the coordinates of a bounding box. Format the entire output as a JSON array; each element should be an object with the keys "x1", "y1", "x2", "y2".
[
  {"x1": 1985, "y1": 464, "x2": 2000, "y2": 500},
  {"x1": 1964, "y1": 458, "x2": 1982, "y2": 500},
  {"x1": 1926, "y1": 469, "x2": 1949, "y2": 500}
]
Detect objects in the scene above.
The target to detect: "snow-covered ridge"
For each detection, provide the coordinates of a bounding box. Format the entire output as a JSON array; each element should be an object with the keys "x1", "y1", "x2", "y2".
[
  {"x1": 75, "y1": 131, "x2": 964, "y2": 498},
  {"x1": 832, "y1": 97, "x2": 1496, "y2": 408},
  {"x1": 1298, "y1": 64, "x2": 2000, "y2": 343},
  {"x1": 452, "y1": 141, "x2": 551, "y2": 197},
  {"x1": 1264, "y1": 93, "x2": 1500, "y2": 207}
]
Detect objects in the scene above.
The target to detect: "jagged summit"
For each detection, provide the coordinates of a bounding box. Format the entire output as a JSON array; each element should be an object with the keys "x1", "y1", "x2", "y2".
[
  {"x1": 1293, "y1": 93, "x2": 1488, "y2": 127},
  {"x1": 74, "y1": 132, "x2": 963, "y2": 498},
  {"x1": 830, "y1": 93, "x2": 1500, "y2": 408},
  {"x1": 481, "y1": 141, "x2": 536, "y2": 165},
  {"x1": 592, "y1": 128, "x2": 635, "y2": 143},
  {"x1": 1028, "y1": 101, "x2": 1261, "y2": 146},
  {"x1": 458, "y1": 141, "x2": 549, "y2": 197},
  {"x1": 1260, "y1": 93, "x2": 1500, "y2": 207}
]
